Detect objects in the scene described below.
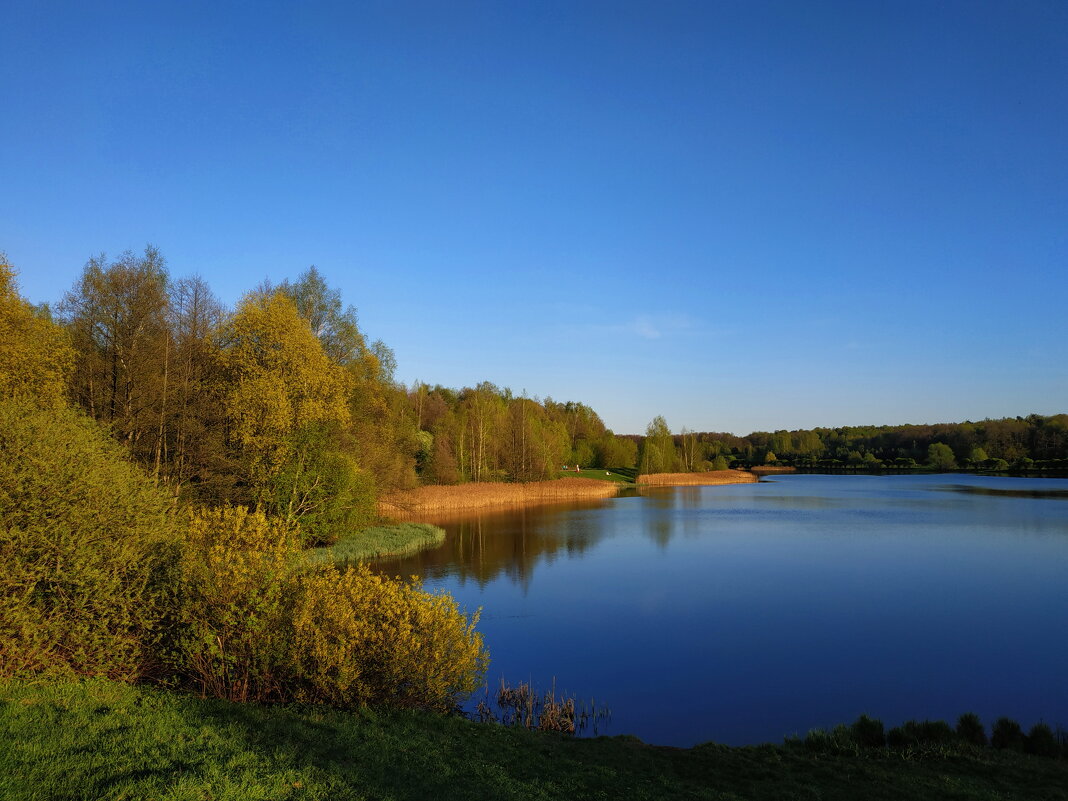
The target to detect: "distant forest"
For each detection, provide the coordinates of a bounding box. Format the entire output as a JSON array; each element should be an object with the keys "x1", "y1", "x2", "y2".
[{"x1": 12, "y1": 247, "x2": 1068, "y2": 537}]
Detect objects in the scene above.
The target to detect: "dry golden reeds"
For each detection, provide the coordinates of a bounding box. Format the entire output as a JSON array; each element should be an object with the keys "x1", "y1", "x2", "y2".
[
  {"x1": 378, "y1": 478, "x2": 620, "y2": 515},
  {"x1": 635, "y1": 470, "x2": 759, "y2": 487},
  {"x1": 750, "y1": 465, "x2": 798, "y2": 475}
]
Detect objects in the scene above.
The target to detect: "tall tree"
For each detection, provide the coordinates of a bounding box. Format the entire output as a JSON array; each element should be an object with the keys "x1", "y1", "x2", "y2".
[
  {"x1": 216, "y1": 291, "x2": 353, "y2": 523},
  {"x1": 60, "y1": 247, "x2": 170, "y2": 461}
]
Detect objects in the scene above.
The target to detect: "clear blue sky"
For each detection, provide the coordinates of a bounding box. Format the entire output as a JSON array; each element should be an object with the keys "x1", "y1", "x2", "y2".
[{"x1": 3, "y1": 0, "x2": 1065, "y2": 435}]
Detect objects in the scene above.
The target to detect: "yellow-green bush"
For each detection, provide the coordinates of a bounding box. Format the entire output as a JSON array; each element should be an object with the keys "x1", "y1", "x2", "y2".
[
  {"x1": 0, "y1": 400, "x2": 177, "y2": 680},
  {"x1": 289, "y1": 564, "x2": 487, "y2": 711},
  {"x1": 176, "y1": 509, "x2": 487, "y2": 711},
  {"x1": 0, "y1": 259, "x2": 74, "y2": 409},
  {"x1": 177, "y1": 506, "x2": 299, "y2": 701}
]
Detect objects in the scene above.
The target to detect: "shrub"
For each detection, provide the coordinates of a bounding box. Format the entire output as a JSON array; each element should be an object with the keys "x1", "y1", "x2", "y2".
[
  {"x1": 0, "y1": 400, "x2": 177, "y2": 680},
  {"x1": 289, "y1": 563, "x2": 488, "y2": 711},
  {"x1": 851, "y1": 714, "x2": 886, "y2": 748},
  {"x1": 887, "y1": 719, "x2": 955, "y2": 748},
  {"x1": 0, "y1": 260, "x2": 74, "y2": 409},
  {"x1": 176, "y1": 506, "x2": 300, "y2": 702},
  {"x1": 1026, "y1": 723, "x2": 1059, "y2": 757},
  {"x1": 991, "y1": 717, "x2": 1026, "y2": 752},
  {"x1": 956, "y1": 712, "x2": 987, "y2": 746}
]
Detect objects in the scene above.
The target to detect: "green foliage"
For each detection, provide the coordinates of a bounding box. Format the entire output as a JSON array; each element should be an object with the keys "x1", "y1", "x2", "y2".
[
  {"x1": 0, "y1": 259, "x2": 74, "y2": 408},
  {"x1": 991, "y1": 717, "x2": 1026, "y2": 752},
  {"x1": 289, "y1": 564, "x2": 488, "y2": 711},
  {"x1": 639, "y1": 415, "x2": 678, "y2": 474},
  {"x1": 176, "y1": 506, "x2": 299, "y2": 701},
  {"x1": 851, "y1": 714, "x2": 886, "y2": 748},
  {"x1": 887, "y1": 719, "x2": 956, "y2": 748},
  {"x1": 1026, "y1": 723, "x2": 1059, "y2": 757},
  {"x1": 176, "y1": 508, "x2": 484, "y2": 711},
  {"x1": 217, "y1": 291, "x2": 352, "y2": 515},
  {"x1": 926, "y1": 442, "x2": 957, "y2": 470},
  {"x1": 0, "y1": 400, "x2": 177, "y2": 680},
  {"x1": 956, "y1": 712, "x2": 987, "y2": 746},
  {"x1": 269, "y1": 431, "x2": 377, "y2": 545}
]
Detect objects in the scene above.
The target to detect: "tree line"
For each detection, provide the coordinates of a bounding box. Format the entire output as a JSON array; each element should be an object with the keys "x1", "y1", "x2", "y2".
[
  {"x1": 18, "y1": 244, "x2": 1068, "y2": 542},
  {"x1": 26, "y1": 247, "x2": 639, "y2": 539}
]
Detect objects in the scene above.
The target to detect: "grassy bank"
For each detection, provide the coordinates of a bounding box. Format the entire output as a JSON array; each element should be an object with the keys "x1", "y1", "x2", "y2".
[
  {"x1": 637, "y1": 470, "x2": 759, "y2": 487},
  {"x1": 306, "y1": 523, "x2": 447, "y2": 565},
  {"x1": 4, "y1": 680, "x2": 1068, "y2": 801},
  {"x1": 556, "y1": 468, "x2": 636, "y2": 483},
  {"x1": 378, "y1": 478, "x2": 619, "y2": 515}
]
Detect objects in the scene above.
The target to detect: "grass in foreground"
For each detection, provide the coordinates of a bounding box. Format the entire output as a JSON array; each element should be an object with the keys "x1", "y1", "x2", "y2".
[
  {"x1": 306, "y1": 523, "x2": 447, "y2": 565},
  {"x1": 3, "y1": 680, "x2": 1068, "y2": 801}
]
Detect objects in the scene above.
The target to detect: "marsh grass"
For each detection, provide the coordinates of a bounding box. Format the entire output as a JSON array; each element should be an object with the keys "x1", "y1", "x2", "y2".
[
  {"x1": 305, "y1": 523, "x2": 446, "y2": 565},
  {"x1": 636, "y1": 470, "x2": 758, "y2": 487},
  {"x1": 379, "y1": 478, "x2": 619, "y2": 514}
]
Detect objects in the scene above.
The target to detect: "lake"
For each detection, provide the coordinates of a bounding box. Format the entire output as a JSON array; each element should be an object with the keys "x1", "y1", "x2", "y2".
[{"x1": 376, "y1": 473, "x2": 1068, "y2": 747}]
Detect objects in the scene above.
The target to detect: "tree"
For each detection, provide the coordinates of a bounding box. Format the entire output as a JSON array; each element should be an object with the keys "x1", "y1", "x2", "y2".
[
  {"x1": 0, "y1": 256, "x2": 74, "y2": 408},
  {"x1": 59, "y1": 247, "x2": 170, "y2": 462},
  {"x1": 639, "y1": 416, "x2": 677, "y2": 474},
  {"x1": 216, "y1": 291, "x2": 353, "y2": 521},
  {"x1": 926, "y1": 442, "x2": 957, "y2": 470}
]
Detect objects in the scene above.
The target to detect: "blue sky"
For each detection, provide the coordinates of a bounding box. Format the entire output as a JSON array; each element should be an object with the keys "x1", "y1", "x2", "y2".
[{"x1": 2, "y1": 0, "x2": 1065, "y2": 435}]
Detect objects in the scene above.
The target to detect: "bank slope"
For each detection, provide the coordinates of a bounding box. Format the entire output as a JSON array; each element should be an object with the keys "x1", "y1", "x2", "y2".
[{"x1": 3, "y1": 680, "x2": 1067, "y2": 801}]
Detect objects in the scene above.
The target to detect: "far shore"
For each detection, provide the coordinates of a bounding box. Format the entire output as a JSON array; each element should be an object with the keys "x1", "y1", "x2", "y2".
[{"x1": 636, "y1": 469, "x2": 759, "y2": 487}]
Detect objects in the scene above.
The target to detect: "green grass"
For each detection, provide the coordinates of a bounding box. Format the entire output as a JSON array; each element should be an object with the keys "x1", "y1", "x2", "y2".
[
  {"x1": 305, "y1": 523, "x2": 446, "y2": 566},
  {"x1": 556, "y1": 468, "x2": 635, "y2": 484},
  {"x1": 3, "y1": 679, "x2": 1067, "y2": 801}
]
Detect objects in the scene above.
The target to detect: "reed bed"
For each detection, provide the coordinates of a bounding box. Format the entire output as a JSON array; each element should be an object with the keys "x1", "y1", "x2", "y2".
[
  {"x1": 379, "y1": 478, "x2": 620, "y2": 515},
  {"x1": 636, "y1": 470, "x2": 759, "y2": 487},
  {"x1": 750, "y1": 465, "x2": 798, "y2": 475}
]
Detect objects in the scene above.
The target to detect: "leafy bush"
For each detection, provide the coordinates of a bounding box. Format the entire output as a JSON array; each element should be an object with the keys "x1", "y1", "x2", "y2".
[
  {"x1": 851, "y1": 714, "x2": 886, "y2": 748},
  {"x1": 991, "y1": 717, "x2": 1026, "y2": 752},
  {"x1": 956, "y1": 712, "x2": 987, "y2": 746},
  {"x1": 887, "y1": 719, "x2": 955, "y2": 749},
  {"x1": 176, "y1": 511, "x2": 486, "y2": 711},
  {"x1": 176, "y1": 506, "x2": 299, "y2": 702},
  {"x1": 0, "y1": 261, "x2": 74, "y2": 409},
  {"x1": 289, "y1": 563, "x2": 487, "y2": 711},
  {"x1": 1026, "y1": 723, "x2": 1059, "y2": 758},
  {"x1": 0, "y1": 400, "x2": 177, "y2": 680}
]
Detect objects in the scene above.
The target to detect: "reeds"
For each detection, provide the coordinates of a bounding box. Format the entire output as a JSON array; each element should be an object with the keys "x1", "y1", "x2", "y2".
[
  {"x1": 636, "y1": 470, "x2": 759, "y2": 487},
  {"x1": 750, "y1": 465, "x2": 798, "y2": 475},
  {"x1": 475, "y1": 678, "x2": 611, "y2": 736},
  {"x1": 379, "y1": 478, "x2": 620, "y2": 515}
]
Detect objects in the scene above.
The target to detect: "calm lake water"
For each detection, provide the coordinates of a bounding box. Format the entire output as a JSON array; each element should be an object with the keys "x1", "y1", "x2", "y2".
[{"x1": 377, "y1": 474, "x2": 1068, "y2": 747}]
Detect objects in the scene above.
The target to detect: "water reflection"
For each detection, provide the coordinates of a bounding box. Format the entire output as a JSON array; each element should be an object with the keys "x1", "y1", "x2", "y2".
[
  {"x1": 936, "y1": 483, "x2": 1068, "y2": 500},
  {"x1": 376, "y1": 497, "x2": 618, "y2": 591}
]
